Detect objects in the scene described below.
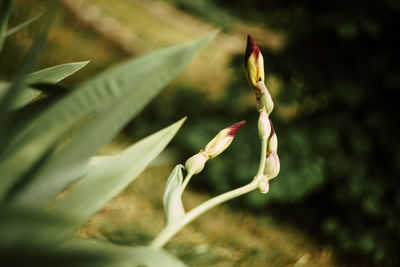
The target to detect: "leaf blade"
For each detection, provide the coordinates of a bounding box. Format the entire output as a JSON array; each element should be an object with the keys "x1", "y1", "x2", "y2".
[
  {"x1": 10, "y1": 61, "x2": 89, "y2": 109},
  {"x1": 5, "y1": 11, "x2": 46, "y2": 37},
  {"x1": 8, "y1": 33, "x2": 214, "y2": 206},
  {"x1": 48, "y1": 118, "x2": 185, "y2": 236}
]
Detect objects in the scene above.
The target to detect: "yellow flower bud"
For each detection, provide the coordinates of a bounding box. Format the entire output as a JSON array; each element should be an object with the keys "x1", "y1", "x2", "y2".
[
  {"x1": 258, "y1": 107, "x2": 271, "y2": 140},
  {"x1": 184, "y1": 150, "x2": 209, "y2": 175},
  {"x1": 204, "y1": 121, "x2": 245, "y2": 159},
  {"x1": 244, "y1": 35, "x2": 264, "y2": 88}
]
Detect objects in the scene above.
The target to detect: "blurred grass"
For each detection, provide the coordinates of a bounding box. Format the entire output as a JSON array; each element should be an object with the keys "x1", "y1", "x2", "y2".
[{"x1": 77, "y1": 164, "x2": 338, "y2": 267}]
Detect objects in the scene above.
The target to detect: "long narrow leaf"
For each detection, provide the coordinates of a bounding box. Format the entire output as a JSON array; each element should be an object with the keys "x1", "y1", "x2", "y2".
[
  {"x1": 11, "y1": 61, "x2": 89, "y2": 109},
  {"x1": 48, "y1": 118, "x2": 185, "y2": 237},
  {"x1": 8, "y1": 33, "x2": 214, "y2": 206},
  {"x1": 0, "y1": 12, "x2": 47, "y2": 116},
  {"x1": 0, "y1": 0, "x2": 15, "y2": 52},
  {"x1": 5, "y1": 11, "x2": 46, "y2": 37},
  {"x1": 0, "y1": 19, "x2": 49, "y2": 159}
]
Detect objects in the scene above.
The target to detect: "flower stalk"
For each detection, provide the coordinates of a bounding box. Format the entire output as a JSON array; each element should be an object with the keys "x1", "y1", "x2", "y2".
[{"x1": 150, "y1": 34, "x2": 280, "y2": 249}]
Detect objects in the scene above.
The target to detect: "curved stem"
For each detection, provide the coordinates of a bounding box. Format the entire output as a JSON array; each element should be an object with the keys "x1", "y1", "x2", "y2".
[
  {"x1": 150, "y1": 137, "x2": 268, "y2": 249},
  {"x1": 149, "y1": 180, "x2": 258, "y2": 249}
]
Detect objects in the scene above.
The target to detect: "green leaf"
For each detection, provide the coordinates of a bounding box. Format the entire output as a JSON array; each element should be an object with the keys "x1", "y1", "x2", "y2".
[
  {"x1": 0, "y1": 204, "x2": 77, "y2": 252},
  {"x1": 7, "y1": 33, "x2": 214, "y2": 206},
  {"x1": 0, "y1": 0, "x2": 15, "y2": 52},
  {"x1": 0, "y1": 20, "x2": 49, "y2": 156},
  {"x1": 5, "y1": 11, "x2": 46, "y2": 37},
  {"x1": 48, "y1": 118, "x2": 185, "y2": 237},
  {"x1": 9, "y1": 61, "x2": 89, "y2": 109},
  {"x1": 0, "y1": 207, "x2": 185, "y2": 267},
  {"x1": 25, "y1": 61, "x2": 90, "y2": 84},
  {"x1": 163, "y1": 164, "x2": 185, "y2": 225}
]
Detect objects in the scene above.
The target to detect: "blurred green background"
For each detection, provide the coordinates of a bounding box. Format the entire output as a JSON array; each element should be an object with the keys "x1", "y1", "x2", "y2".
[{"x1": 2, "y1": 0, "x2": 399, "y2": 266}]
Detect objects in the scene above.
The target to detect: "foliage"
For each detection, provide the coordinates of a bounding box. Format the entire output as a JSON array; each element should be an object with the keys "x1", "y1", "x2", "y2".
[{"x1": 0, "y1": 2, "x2": 212, "y2": 265}]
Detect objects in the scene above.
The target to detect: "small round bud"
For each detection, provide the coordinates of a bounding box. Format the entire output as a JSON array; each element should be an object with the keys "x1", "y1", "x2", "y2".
[
  {"x1": 256, "y1": 82, "x2": 274, "y2": 115},
  {"x1": 258, "y1": 107, "x2": 271, "y2": 140},
  {"x1": 268, "y1": 133, "x2": 278, "y2": 153},
  {"x1": 258, "y1": 177, "x2": 270, "y2": 194},
  {"x1": 264, "y1": 152, "x2": 280, "y2": 180},
  {"x1": 267, "y1": 120, "x2": 278, "y2": 153},
  {"x1": 184, "y1": 151, "x2": 208, "y2": 175}
]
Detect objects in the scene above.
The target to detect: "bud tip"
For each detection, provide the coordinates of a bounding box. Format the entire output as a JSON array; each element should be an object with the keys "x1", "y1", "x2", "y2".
[
  {"x1": 245, "y1": 34, "x2": 260, "y2": 62},
  {"x1": 227, "y1": 120, "x2": 246, "y2": 136}
]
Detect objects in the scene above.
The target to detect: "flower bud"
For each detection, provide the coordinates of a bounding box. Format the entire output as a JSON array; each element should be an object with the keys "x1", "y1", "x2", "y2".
[
  {"x1": 257, "y1": 176, "x2": 270, "y2": 194},
  {"x1": 244, "y1": 35, "x2": 264, "y2": 88},
  {"x1": 258, "y1": 107, "x2": 271, "y2": 140},
  {"x1": 204, "y1": 121, "x2": 245, "y2": 159},
  {"x1": 258, "y1": 89, "x2": 274, "y2": 115},
  {"x1": 184, "y1": 150, "x2": 208, "y2": 175},
  {"x1": 267, "y1": 120, "x2": 278, "y2": 153},
  {"x1": 264, "y1": 120, "x2": 279, "y2": 179},
  {"x1": 264, "y1": 151, "x2": 280, "y2": 180}
]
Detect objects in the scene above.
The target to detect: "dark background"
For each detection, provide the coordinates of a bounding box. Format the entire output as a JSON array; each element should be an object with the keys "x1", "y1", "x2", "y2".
[{"x1": 133, "y1": 0, "x2": 400, "y2": 265}]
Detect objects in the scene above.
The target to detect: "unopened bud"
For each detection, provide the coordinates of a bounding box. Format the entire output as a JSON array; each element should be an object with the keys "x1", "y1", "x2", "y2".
[
  {"x1": 264, "y1": 151, "x2": 280, "y2": 180},
  {"x1": 267, "y1": 120, "x2": 278, "y2": 153},
  {"x1": 257, "y1": 176, "x2": 270, "y2": 194},
  {"x1": 256, "y1": 81, "x2": 274, "y2": 115},
  {"x1": 185, "y1": 151, "x2": 208, "y2": 175},
  {"x1": 258, "y1": 108, "x2": 271, "y2": 140},
  {"x1": 244, "y1": 35, "x2": 264, "y2": 88},
  {"x1": 204, "y1": 121, "x2": 245, "y2": 159}
]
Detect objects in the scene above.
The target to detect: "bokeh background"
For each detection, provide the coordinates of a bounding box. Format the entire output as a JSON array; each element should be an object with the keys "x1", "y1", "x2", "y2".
[{"x1": 2, "y1": 0, "x2": 400, "y2": 266}]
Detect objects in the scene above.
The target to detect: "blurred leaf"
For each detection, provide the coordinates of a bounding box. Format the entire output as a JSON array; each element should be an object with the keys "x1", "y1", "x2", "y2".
[
  {"x1": 5, "y1": 11, "x2": 46, "y2": 37},
  {"x1": 0, "y1": 209, "x2": 185, "y2": 267},
  {"x1": 24, "y1": 61, "x2": 89, "y2": 84},
  {"x1": 0, "y1": 0, "x2": 14, "y2": 52},
  {"x1": 0, "y1": 33, "x2": 213, "y2": 203},
  {"x1": 0, "y1": 204, "x2": 76, "y2": 252},
  {"x1": 48, "y1": 118, "x2": 185, "y2": 237},
  {"x1": 59, "y1": 240, "x2": 186, "y2": 267},
  {"x1": 0, "y1": 19, "x2": 49, "y2": 156},
  {"x1": 9, "y1": 61, "x2": 89, "y2": 109},
  {"x1": 163, "y1": 164, "x2": 185, "y2": 225}
]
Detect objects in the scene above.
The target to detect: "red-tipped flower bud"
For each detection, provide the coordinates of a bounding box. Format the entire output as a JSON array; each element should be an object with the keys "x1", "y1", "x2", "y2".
[
  {"x1": 204, "y1": 121, "x2": 245, "y2": 159},
  {"x1": 244, "y1": 35, "x2": 265, "y2": 88}
]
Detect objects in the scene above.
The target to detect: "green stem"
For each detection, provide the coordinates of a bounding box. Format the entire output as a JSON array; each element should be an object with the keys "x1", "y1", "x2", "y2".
[
  {"x1": 149, "y1": 179, "x2": 258, "y2": 249},
  {"x1": 256, "y1": 138, "x2": 267, "y2": 177},
  {"x1": 149, "y1": 137, "x2": 268, "y2": 249},
  {"x1": 180, "y1": 173, "x2": 193, "y2": 194}
]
